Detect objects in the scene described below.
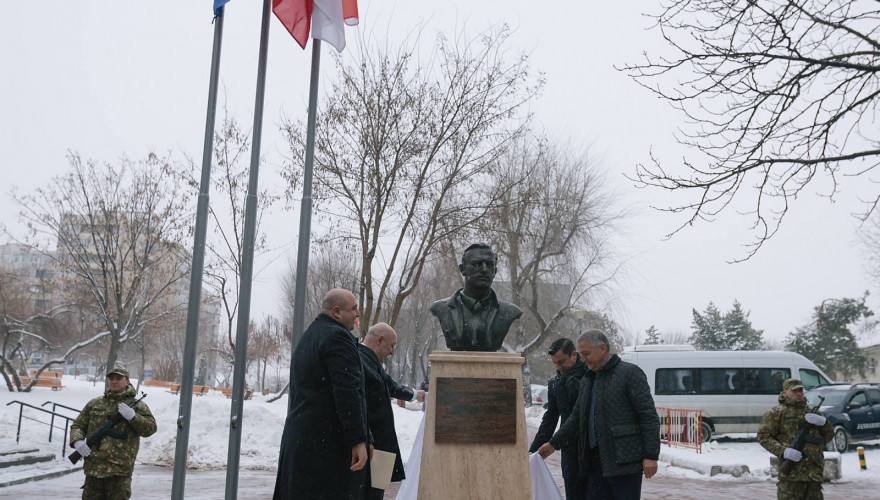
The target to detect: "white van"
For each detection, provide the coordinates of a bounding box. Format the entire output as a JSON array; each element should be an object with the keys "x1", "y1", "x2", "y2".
[{"x1": 619, "y1": 345, "x2": 832, "y2": 441}]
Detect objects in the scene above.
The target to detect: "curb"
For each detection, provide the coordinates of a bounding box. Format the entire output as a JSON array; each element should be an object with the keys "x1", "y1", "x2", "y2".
[{"x1": 660, "y1": 450, "x2": 751, "y2": 477}]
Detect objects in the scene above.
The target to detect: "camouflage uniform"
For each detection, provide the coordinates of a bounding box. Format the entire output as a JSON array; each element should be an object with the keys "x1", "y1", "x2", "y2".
[
  {"x1": 70, "y1": 384, "x2": 157, "y2": 500},
  {"x1": 758, "y1": 392, "x2": 833, "y2": 499}
]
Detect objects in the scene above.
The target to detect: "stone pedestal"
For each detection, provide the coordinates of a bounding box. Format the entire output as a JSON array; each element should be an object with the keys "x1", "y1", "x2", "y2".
[{"x1": 417, "y1": 351, "x2": 531, "y2": 500}]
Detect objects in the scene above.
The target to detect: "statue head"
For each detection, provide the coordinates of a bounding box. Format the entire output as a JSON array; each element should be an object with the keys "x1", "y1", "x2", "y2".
[{"x1": 459, "y1": 243, "x2": 497, "y2": 299}]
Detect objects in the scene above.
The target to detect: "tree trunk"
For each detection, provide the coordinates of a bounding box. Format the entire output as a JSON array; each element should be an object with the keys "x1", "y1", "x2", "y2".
[{"x1": 522, "y1": 360, "x2": 533, "y2": 407}]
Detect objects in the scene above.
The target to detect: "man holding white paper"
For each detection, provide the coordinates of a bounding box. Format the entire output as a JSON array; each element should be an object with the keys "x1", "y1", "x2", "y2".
[{"x1": 359, "y1": 323, "x2": 425, "y2": 500}]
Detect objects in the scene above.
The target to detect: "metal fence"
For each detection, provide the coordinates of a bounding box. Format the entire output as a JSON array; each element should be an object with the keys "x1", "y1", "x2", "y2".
[{"x1": 657, "y1": 406, "x2": 702, "y2": 453}]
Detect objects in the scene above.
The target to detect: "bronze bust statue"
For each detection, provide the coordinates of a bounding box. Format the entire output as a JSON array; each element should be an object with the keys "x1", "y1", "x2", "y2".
[{"x1": 429, "y1": 243, "x2": 522, "y2": 351}]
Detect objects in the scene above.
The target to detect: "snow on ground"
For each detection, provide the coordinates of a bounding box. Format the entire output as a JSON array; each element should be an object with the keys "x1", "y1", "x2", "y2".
[
  {"x1": 1, "y1": 377, "x2": 425, "y2": 470},
  {"x1": 4, "y1": 377, "x2": 878, "y2": 488},
  {"x1": 660, "y1": 437, "x2": 880, "y2": 484}
]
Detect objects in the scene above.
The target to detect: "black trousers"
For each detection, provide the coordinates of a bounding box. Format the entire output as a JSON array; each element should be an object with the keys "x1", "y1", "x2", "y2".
[
  {"x1": 560, "y1": 447, "x2": 587, "y2": 500},
  {"x1": 585, "y1": 447, "x2": 642, "y2": 500}
]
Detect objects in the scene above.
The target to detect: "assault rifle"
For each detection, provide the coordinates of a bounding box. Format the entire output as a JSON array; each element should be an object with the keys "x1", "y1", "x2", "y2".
[
  {"x1": 779, "y1": 394, "x2": 825, "y2": 475},
  {"x1": 68, "y1": 392, "x2": 147, "y2": 465}
]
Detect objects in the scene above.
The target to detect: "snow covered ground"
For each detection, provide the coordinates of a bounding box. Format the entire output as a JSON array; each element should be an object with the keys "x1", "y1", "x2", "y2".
[
  {"x1": 0, "y1": 377, "x2": 424, "y2": 470},
  {"x1": 2, "y1": 378, "x2": 879, "y2": 498}
]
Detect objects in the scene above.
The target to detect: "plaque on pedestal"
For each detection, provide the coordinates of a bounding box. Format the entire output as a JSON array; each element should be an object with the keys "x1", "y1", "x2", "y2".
[
  {"x1": 434, "y1": 377, "x2": 516, "y2": 444},
  {"x1": 417, "y1": 351, "x2": 530, "y2": 500}
]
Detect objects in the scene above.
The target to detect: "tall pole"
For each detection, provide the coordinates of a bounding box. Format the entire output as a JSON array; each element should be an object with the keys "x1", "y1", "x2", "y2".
[
  {"x1": 171, "y1": 9, "x2": 224, "y2": 500},
  {"x1": 288, "y1": 39, "x2": 322, "y2": 408},
  {"x1": 224, "y1": 0, "x2": 271, "y2": 497}
]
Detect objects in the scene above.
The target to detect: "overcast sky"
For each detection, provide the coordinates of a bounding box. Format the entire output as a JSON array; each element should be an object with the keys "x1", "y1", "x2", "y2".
[{"x1": 1, "y1": 1, "x2": 877, "y2": 346}]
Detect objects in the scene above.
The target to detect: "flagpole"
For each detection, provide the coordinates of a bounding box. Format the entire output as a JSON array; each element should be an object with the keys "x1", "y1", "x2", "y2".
[
  {"x1": 171, "y1": 8, "x2": 225, "y2": 500},
  {"x1": 288, "y1": 38, "x2": 322, "y2": 409},
  {"x1": 224, "y1": 0, "x2": 270, "y2": 497}
]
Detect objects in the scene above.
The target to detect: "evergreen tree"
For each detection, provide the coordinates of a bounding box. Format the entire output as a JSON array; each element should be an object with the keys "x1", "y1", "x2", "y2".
[
  {"x1": 584, "y1": 313, "x2": 624, "y2": 352},
  {"x1": 723, "y1": 301, "x2": 765, "y2": 350},
  {"x1": 689, "y1": 302, "x2": 725, "y2": 350},
  {"x1": 689, "y1": 301, "x2": 764, "y2": 350},
  {"x1": 786, "y1": 294, "x2": 873, "y2": 381},
  {"x1": 643, "y1": 325, "x2": 662, "y2": 345}
]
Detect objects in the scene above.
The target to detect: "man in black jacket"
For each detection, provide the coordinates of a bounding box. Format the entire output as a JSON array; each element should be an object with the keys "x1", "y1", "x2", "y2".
[
  {"x1": 538, "y1": 330, "x2": 660, "y2": 500},
  {"x1": 359, "y1": 323, "x2": 425, "y2": 500},
  {"x1": 529, "y1": 338, "x2": 587, "y2": 500},
  {"x1": 273, "y1": 289, "x2": 369, "y2": 500}
]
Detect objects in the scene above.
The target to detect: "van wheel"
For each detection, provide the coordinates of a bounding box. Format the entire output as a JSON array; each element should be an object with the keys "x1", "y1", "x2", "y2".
[
  {"x1": 700, "y1": 421, "x2": 713, "y2": 443},
  {"x1": 829, "y1": 426, "x2": 849, "y2": 453}
]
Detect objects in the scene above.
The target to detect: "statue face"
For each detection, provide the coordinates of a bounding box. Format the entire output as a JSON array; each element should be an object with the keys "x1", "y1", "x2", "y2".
[{"x1": 459, "y1": 248, "x2": 497, "y2": 291}]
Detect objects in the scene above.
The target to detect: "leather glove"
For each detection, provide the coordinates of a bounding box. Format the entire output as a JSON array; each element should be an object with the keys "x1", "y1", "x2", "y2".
[
  {"x1": 804, "y1": 413, "x2": 826, "y2": 426},
  {"x1": 118, "y1": 403, "x2": 136, "y2": 421},
  {"x1": 74, "y1": 440, "x2": 91, "y2": 457},
  {"x1": 783, "y1": 448, "x2": 802, "y2": 462}
]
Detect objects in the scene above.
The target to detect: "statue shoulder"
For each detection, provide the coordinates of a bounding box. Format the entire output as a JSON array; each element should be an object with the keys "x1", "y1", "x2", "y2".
[
  {"x1": 430, "y1": 297, "x2": 453, "y2": 315},
  {"x1": 497, "y1": 300, "x2": 523, "y2": 319}
]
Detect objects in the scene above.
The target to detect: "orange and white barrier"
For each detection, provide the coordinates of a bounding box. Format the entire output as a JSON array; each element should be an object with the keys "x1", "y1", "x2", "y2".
[{"x1": 657, "y1": 406, "x2": 702, "y2": 453}]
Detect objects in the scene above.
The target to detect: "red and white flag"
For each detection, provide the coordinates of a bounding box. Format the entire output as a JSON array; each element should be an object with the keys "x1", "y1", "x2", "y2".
[{"x1": 273, "y1": 0, "x2": 358, "y2": 52}]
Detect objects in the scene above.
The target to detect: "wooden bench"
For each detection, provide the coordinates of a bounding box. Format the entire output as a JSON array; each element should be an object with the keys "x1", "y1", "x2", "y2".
[
  {"x1": 30, "y1": 370, "x2": 63, "y2": 379},
  {"x1": 23, "y1": 370, "x2": 64, "y2": 390},
  {"x1": 143, "y1": 379, "x2": 174, "y2": 388},
  {"x1": 168, "y1": 384, "x2": 209, "y2": 396},
  {"x1": 215, "y1": 387, "x2": 254, "y2": 400},
  {"x1": 20, "y1": 376, "x2": 63, "y2": 390}
]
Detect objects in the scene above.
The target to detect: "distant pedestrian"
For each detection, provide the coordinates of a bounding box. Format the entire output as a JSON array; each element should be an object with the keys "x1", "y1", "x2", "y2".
[
  {"x1": 70, "y1": 367, "x2": 156, "y2": 500},
  {"x1": 359, "y1": 323, "x2": 425, "y2": 500},
  {"x1": 273, "y1": 288, "x2": 369, "y2": 500},
  {"x1": 538, "y1": 330, "x2": 660, "y2": 499},
  {"x1": 758, "y1": 378, "x2": 833, "y2": 499},
  {"x1": 529, "y1": 338, "x2": 587, "y2": 500}
]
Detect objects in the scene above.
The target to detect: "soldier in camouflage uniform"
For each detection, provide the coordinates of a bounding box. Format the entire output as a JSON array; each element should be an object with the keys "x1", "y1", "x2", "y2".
[
  {"x1": 70, "y1": 367, "x2": 157, "y2": 500},
  {"x1": 758, "y1": 378, "x2": 833, "y2": 500}
]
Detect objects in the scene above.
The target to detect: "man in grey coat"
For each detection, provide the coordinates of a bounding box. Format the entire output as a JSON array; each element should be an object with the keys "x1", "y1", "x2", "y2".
[{"x1": 538, "y1": 330, "x2": 660, "y2": 499}]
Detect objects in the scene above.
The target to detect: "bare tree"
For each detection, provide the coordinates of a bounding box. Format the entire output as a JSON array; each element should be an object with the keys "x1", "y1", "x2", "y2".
[
  {"x1": 280, "y1": 239, "x2": 361, "y2": 328},
  {"x1": 249, "y1": 315, "x2": 287, "y2": 392},
  {"x1": 623, "y1": 1, "x2": 880, "y2": 258},
  {"x1": 390, "y1": 248, "x2": 460, "y2": 386},
  {"x1": 281, "y1": 25, "x2": 542, "y2": 335},
  {"x1": 0, "y1": 267, "x2": 73, "y2": 391},
  {"x1": 176, "y1": 112, "x2": 279, "y2": 362},
  {"x1": 478, "y1": 137, "x2": 623, "y2": 359},
  {"x1": 12, "y1": 152, "x2": 192, "y2": 374}
]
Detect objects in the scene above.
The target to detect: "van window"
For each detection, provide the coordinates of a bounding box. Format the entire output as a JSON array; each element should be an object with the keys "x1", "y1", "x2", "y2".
[
  {"x1": 799, "y1": 369, "x2": 830, "y2": 389},
  {"x1": 656, "y1": 368, "x2": 696, "y2": 394},
  {"x1": 699, "y1": 368, "x2": 743, "y2": 394},
  {"x1": 656, "y1": 367, "x2": 792, "y2": 395},
  {"x1": 867, "y1": 389, "x2": 880, "y2": 405},
  {"x1": 745, "y1": 368, "x2": 791, "y2": 394}
]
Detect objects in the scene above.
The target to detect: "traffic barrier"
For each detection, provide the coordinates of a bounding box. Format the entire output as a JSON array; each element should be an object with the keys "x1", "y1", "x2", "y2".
[
  {"x1": 858, "y1": 446, "x2": 867, "y2": 470},
  {"x1": 657, "y1": 407, "x2": 702, "y2": 453}
]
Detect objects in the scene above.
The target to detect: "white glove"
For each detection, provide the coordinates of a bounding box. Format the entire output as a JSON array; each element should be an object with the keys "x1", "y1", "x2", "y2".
[
  {"x1": 783, "y1": 448, "x2": 802, "y2": 462},
  {"x1": 804, "y1": 413, "x2": 826, "y2": 426},
  {"x1": 74, "y1": 440, "x2": 91, "y2": 457},
  {"x1": 117, "y1": 403, "x2": 136, "y2": 421}
]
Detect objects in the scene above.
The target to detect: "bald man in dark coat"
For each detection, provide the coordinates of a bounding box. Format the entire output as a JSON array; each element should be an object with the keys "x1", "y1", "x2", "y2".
[{"x1": 273, "y1": 289, "x2": 369, "y2": 500}]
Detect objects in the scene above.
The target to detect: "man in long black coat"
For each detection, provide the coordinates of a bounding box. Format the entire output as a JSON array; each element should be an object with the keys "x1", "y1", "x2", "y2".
[
  {"x1": 273, "y1": 289, "x2": 369, "y2": 500},
  {"x1": 358, "y1": 322, "x2": 425, "y2": 500}
]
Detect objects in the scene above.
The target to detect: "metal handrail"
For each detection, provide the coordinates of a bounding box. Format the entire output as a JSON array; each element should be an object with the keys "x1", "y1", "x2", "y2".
[
  {"x1": 41, "y1": 401, "x2": 81, "y2": 443},
  {"x1": 6, "y1": 400, "x2": 75, "y2": 458}
]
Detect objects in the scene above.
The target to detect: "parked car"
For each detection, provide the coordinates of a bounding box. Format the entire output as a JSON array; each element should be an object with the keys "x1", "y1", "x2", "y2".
[
  {"x1": 806, "y1": 383, "x2": 880, "y2": 452},
  {"x1": 620, "y1": 345, "x2": 832, "y2": 441}
]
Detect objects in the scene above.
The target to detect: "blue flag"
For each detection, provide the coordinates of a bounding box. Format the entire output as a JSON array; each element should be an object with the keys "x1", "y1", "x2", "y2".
[{"x1": 214, "y1": 0, "x2": 231, "y2": 16}]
